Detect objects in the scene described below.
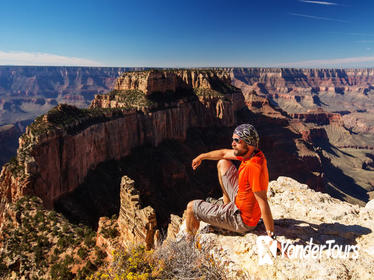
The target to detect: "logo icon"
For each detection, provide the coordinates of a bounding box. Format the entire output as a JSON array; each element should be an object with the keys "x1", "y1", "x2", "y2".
[{"x1": 256, "y1": 235, "x2": 277, "y2": 265}]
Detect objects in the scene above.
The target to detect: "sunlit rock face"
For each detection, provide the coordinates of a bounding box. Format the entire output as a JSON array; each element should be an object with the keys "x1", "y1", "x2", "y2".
[
  {"x1": 113, "y1": 69, "x2": 232, "y2": 94},
  {"x1": 117, "y1": 176, "x2": 157, "y2": 250}
]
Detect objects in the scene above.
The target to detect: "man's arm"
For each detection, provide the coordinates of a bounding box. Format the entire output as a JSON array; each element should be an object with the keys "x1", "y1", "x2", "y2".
[
  {"x1": 253, "y1": 190, "x2": 274, "y2": 237},
  {"x1": 192, "y1": 149, "x2": 238, "y2": 170},
  {"x1": 254, "y1": 190, "x2": 286, "y2": 255}
]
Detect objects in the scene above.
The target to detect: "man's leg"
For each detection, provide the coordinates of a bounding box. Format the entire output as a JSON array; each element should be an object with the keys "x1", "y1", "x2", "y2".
[
  {"x1": 217, "y1": 159, "x2": 235, "y2": 204},
  {"x1": 186, "y1": 201, "x2": 200, "y2": 239},
  {"x1": 185, "y1": 160, "x2": 238, "y2": 239},
  {"x1": 188, "y1": 199, "x2": 255, "y2": 234}
]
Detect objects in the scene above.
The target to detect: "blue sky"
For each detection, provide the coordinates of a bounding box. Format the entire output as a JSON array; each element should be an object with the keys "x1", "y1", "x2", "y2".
[{"x1": 0, "y1": 0, "x2": 373, "y2": 67}]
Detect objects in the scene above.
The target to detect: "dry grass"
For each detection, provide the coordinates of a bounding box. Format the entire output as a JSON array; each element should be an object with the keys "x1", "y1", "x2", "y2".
[{"x1": 150, "y1": 237, "x2": 227, "y2": 280}]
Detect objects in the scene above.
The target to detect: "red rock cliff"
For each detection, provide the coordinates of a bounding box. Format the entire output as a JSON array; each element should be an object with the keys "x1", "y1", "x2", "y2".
[{"x1": 114, "y1": 69, "x2": 232, "y2": 94}]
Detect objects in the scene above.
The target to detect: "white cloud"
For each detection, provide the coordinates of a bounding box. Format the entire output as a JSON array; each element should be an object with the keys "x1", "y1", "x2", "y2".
[
  {"x1": 333, "y1": 32, "x2": 374, "y2": 36},
  {"x1": 299, "y1": 0, "x2": 338, "y2": 6},
  {"x1": 0, "y1": 50, "x2": 103, "y2": 66},
  {"x1": 356, "y1": 40, "x2": 374, "y2": 43},
  {"x1": 289, "y1": 12, "x2": 348, "y2": 23},
  {"x1": 278, "y1": 56, "x2": 374, "y2": 67}
]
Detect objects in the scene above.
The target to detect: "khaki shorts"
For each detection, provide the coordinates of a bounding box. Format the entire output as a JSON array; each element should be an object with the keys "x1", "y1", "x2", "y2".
[{"x1": 193, "y1": 163, "x2": 256, "y2": 234}]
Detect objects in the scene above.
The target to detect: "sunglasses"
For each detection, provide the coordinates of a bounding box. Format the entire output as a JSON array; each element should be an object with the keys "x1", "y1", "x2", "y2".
[{"x1": 232, "y1": 137, "x2": 241, "y2": 143}]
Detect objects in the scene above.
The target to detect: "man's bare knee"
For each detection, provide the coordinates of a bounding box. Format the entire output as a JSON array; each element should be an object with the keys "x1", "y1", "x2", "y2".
[
  {"x1": 187, "y1": 201, "x2": 195, "y2": 213},
  {"x1": 217, "y1": 159, "x2": 232, "y2": 175}
]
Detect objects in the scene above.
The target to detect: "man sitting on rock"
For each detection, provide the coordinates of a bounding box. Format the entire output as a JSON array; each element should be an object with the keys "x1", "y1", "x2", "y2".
[{"x1": 185, "y1": 124, "x2": 276, "y2": 240}]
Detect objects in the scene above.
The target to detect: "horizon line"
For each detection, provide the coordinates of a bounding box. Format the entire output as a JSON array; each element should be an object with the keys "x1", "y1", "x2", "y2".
[{"x1": 1, "y1": 65, "x2": 374, "y2": 70}]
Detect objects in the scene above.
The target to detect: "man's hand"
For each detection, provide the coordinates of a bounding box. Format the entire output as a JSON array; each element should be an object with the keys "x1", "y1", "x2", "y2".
[
  {"x1": 275, "y1": 240, "x2": 289, "y2": 258},
  {"x1": 191, "y1": 149, "x2": 238, "y2": 170},
  {"x1": 192, "y1": 156, "x2": 202, "y2": 170}
]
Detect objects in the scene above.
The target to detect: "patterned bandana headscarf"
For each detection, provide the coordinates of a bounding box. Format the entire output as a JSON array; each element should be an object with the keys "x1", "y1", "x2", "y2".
[{"x1": 233, "y1": 124, "x2": 259, "y2": 148}]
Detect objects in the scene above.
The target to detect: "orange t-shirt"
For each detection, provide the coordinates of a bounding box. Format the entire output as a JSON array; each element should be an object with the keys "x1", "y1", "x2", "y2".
[{"x1": 235, "y1": 150, "x2": 269, "y2": 227}]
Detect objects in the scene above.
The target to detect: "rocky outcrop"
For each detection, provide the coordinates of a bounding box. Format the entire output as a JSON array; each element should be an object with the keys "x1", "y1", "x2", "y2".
[
  {"x1": 175, "y1": 176, "x2": 374, "y2": 279},
  {"x1": 93, "y1": 69, "x2": 244, "y2": 113},
  {"x1": 117, "y1": 176, "x2": 158, "y2": 250},
  {"x1": 166, "y1": 214, "x2": 183, "y2": 242},
  {"x1": 114, "y1": 69, "x2": 232, "y2": 95}
]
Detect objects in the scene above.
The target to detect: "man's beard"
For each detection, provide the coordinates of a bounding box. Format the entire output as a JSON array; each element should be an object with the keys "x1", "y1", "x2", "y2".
[{"x1": 234, "y1": 146, "x2": 249, "y2": 157}]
